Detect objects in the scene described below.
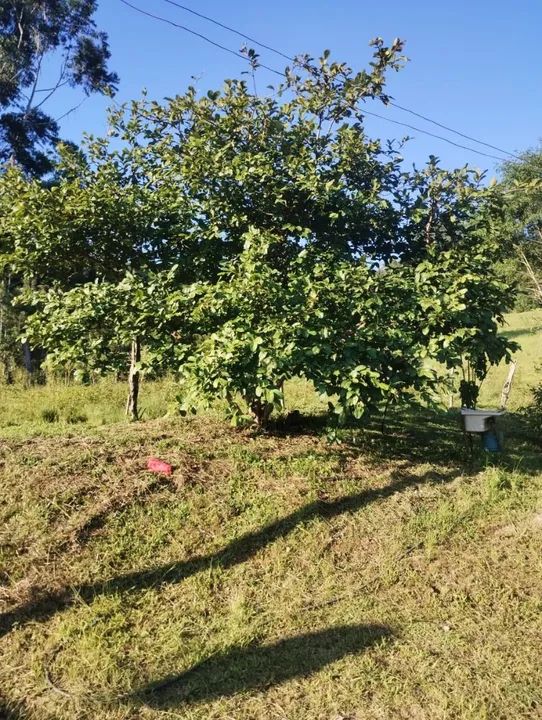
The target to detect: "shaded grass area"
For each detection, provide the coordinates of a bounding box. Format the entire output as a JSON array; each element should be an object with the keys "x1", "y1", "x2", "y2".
[
  {"x1": 137, "y1": 624, "x2": 391, "y2": 709},
  {"x1": 1, "y1": 406, "x2": 542, "y2": 720}
]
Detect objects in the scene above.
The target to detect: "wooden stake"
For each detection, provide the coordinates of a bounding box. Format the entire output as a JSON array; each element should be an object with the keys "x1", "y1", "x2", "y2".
[
  {"x1": 500, "y1": 361, "x2": 516, "y2": 409},
  {"x1": 126, "y1": 336, "x2": 141, "y2": 421}
]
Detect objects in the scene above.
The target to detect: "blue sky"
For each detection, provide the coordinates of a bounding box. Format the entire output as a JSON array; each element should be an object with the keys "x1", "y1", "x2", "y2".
[{"x1": 44, "y1": 0, "x2": 542, "y2": 177}]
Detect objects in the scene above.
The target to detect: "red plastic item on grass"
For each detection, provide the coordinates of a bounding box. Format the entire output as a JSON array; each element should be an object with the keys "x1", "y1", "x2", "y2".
[{"x1": 147, "y1": 457, "x2": 173, "y2": 475}]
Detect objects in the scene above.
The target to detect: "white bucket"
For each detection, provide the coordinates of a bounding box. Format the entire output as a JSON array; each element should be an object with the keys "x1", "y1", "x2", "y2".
[{"x1": 461, "y1": 408, "x2": 505, "y2": 433}]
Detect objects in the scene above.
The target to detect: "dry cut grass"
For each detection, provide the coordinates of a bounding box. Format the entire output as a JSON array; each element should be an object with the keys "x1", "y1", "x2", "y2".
[{"x1": 1, "y1": 407, "x2": 541, "y2": 720}]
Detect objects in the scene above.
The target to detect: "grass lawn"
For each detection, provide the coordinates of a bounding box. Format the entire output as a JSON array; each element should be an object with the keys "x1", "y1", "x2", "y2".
[{"x1": 0, "y1": 310, "x2": 541, "y2": 720}]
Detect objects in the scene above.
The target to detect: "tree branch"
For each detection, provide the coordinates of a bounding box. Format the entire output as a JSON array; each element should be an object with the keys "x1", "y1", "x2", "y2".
[
  {"x1": 35, "y1": 79, "x2": 70, "y2": 94},
  {"x1": 55, "y1": 96, "x2": 88, "y2": 123},
  {"x1": 516, "y1": 244, "x2": 542, "y2": 304},
  {"x1": 16, "y1": 4, "x2": 25, "y2": 50},
  {"x1": 34, "y1": 55, "x2": 71, "y2": 112},
  {"x1": 24, "y1": 51, "x2": 44, "y2": 116}
]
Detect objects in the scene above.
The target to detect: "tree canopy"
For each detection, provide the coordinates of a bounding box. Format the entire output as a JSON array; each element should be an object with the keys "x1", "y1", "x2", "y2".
[{"x1": 0, "y1": 41, "x2": 517, "y2": 423}]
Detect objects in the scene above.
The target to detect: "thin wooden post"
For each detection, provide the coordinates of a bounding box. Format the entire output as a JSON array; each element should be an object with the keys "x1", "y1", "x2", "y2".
[
  {"x1": 126, "y1": 337, "x2": 141, "y2": 421},
  {"x1": 500, "y1": 361, "x2": 517, "y2": 409}
]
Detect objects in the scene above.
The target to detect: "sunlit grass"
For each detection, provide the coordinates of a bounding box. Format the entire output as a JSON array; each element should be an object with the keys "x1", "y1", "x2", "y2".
[{"x1": 479, "y1": 308, "x2": 542, "y2": 409}]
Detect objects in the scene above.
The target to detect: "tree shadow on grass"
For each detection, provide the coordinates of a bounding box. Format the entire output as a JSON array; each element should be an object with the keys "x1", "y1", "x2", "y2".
[
  {"x1": 269, "y1": 408, "x2": 468, "y2": 469},
  {"x1": 0, "y1": 465, "x2": 457, "y2": 639},
  {"x1": 131, "y1": 624, "x2": 391, "y2": 710},
  {"x1": 271, "y1": 405, "x2": 542, "y2": 471},
  {"x1": 0, "y1": 700, "x2": 27, "y2": 719},
  {"x1": 3, "y1": 402, "x2": 539, "y2": 641},
  {"x1": 500, "y1": 326, "x2": 542, "y2": 340}
]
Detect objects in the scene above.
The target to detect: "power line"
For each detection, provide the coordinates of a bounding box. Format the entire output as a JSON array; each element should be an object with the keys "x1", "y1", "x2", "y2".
[
  {"x1": 388, "y1": 102, "x2": 521, "y2": 160},
  {"x1": 159, "y1": 0, "x2": 294, "y2": 62},
  {"x1": 155, "y1": 0, "x2": 519, "y2": 162},
  {"x1": 120, "y1": 0, "x2": 514, "y2": 164},
  {"x1": 119, "y1": 0, "x2": 283, "y2": 76},
  {"x1": 361, "y1": 109, "x2": 508, "y2": 162}
]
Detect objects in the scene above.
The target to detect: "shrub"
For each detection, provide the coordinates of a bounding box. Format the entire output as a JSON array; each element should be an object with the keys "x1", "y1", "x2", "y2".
[{"x1": 524, "y1": 384, "x2": 542, "y2": 435}]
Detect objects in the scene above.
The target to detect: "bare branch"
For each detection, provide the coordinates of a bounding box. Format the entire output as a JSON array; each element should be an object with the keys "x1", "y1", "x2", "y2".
[
  {"x1": 33, "y1": 53, "x2": 71, "y2": 111},
  {"x1": 35, "y1": 79, "x2": 71, "y2": 93},
  {"x1": 55, "y1": 96, "x2": 88, "y2": 123},
  {"x1": 516, "y1": 244, "x2": 542, "y2": 304},
  {"x1": 24, "y1": 50, "x2": 44, "y2": 116}
]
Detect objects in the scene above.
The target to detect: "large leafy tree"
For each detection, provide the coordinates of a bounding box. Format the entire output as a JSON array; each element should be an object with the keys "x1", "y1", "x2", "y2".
[
  {"x1": 176, "y1": 171, "x2": 516, "y2": 426},
  {"x1": 101, "y1": 40, "x2": 408, "y2": 272},
  {"x1": 0, "y1": 0, "x2": 118, "y2": 177},
  {"x1": 3, "y1": 40, "x2": 408, "y2": 396},
  {"x1": 3, "y1": 41, "x2": 516, "y2": 423}
]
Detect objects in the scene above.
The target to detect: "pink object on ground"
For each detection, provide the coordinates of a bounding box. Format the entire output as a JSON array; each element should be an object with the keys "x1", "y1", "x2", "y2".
[{"x1": 147, "y1": 457, "x2": 173, "y2": 475}]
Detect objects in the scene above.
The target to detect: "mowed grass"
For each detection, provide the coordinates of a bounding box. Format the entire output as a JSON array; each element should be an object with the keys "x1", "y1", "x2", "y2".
[{"x1": 0, "y1": 310, "x2": 541, "y2": 720}]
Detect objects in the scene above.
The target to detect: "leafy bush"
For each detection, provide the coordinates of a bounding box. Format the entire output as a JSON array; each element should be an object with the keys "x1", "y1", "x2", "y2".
[{"x1": 524, "y1": 384, "x2": 542, "y2": 434}]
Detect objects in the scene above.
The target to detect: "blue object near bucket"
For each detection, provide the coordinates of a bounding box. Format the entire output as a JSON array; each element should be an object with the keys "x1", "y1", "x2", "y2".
[{"x1": 482, "y1": 430, "x2": 501, "y2": 452}]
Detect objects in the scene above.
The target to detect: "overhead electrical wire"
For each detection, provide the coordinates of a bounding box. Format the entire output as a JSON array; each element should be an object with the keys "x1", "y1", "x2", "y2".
[
  {"x1": 156, "y1": 0, "x2": 520, "y2": 162},
  {"x1": 119, "y1": 0, "x2": 517, "y2": 163},
  {"x1": 387, "y1": 102, "x2": 522, "y2": 160},
  {"x1": 119, "y1": 0, "x2": 284, "y2": 76},
  {"x1": 160, "y1": 0, "x2": 523, "y2": 162},
  {"x1": 159, "y1": 0, "x2": 293, "y2": 61},
  {"x1": 360, "y1": 109, "x2": 508, "y2": 162}
]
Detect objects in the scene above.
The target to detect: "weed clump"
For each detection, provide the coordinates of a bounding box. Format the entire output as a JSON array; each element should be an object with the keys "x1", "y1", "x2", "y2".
[
  {"x1": 41, "y1": 407, "x2": 59, "y2": 423},
  {"x1": 65, "y1": 408, "x2": 88, "y2": 424}
]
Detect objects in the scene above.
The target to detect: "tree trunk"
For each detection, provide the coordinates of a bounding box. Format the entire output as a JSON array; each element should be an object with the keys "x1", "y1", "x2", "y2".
[
  {"x1": 250, "y1": 397, "x2": 273, "y2": 428},
  {"x1": 22, "y1": 340, "x2": 33, "y2": 375},
  {"x1": 125, "y1": 337, "x2": 141, "y2": 422},
  {"x1": 21, "y1": 274, "x2": 36, "y2": 378},
  {"x1": 500, "y1": 361, "x2": 517, "y2": 409}
]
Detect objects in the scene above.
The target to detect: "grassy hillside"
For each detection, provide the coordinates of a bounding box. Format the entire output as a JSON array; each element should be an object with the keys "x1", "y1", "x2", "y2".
[
  {"x1": 0, "y1": 310, "x2": 541, "y2": 720},
  {"x1": 479, "y1": 308, "x2": 542, "y2": 410}
]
